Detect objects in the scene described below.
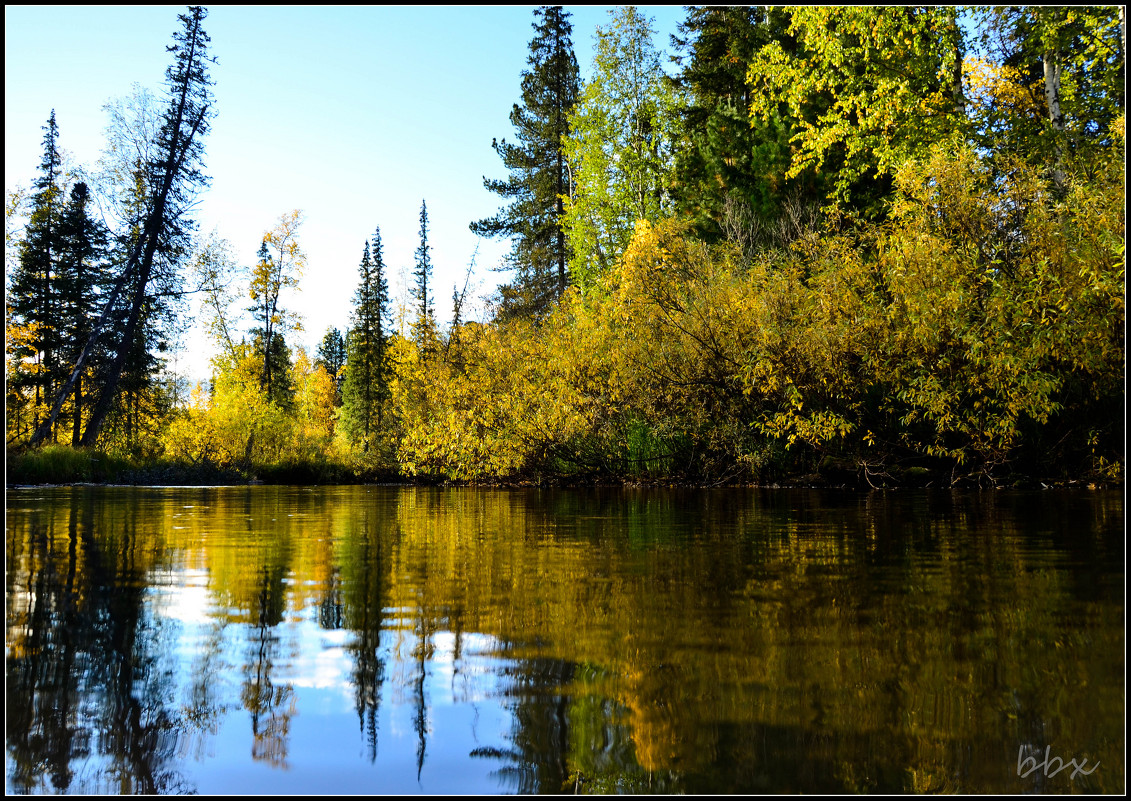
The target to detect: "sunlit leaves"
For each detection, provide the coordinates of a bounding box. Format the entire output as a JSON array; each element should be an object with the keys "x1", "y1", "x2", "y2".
[
  {"x1": 562, "y1": 7, "x2": 682, "y2": 290},
  {"x1": 746, "y1": 7, "x2": 967, "y2": 212}
]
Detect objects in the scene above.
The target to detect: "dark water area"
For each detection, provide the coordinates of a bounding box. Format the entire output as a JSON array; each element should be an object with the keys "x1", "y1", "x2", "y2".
[{"x1": 5, "y1": 486, "x2": 1124, "y2": 794}]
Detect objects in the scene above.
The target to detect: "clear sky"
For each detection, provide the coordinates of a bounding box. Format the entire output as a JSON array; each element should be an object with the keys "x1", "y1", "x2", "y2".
[{"x1": 5, "y1": 4, "x2": 688, "y2": 383}]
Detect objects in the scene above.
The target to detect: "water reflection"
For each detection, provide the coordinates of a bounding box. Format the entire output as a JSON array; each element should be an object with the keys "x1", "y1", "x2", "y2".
[{"x1": 5, "y1": 486, "x2": 1124, "y2": 794}]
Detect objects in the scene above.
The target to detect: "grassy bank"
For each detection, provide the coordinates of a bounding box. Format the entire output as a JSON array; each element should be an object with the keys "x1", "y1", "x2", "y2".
[
  {"x1": 4, "y1": 445, "x2": 393, "y2": 486},
  {"x1": 6, "y1": 444, "x2": 1118, "y2": 490}
]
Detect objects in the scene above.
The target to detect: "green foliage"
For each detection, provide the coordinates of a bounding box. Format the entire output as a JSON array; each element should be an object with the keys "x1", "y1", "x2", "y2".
[
  {"x1": 249, "y1": 209, "x2": 305, "y2": 405},
  {"x1": 562, "y1": 7, "x2": 682, "y2": 290},
  {"x1": 670, "y1": 7, "x2": 808, "y2": 238},
  {"x1": 316, "y1": 326, "x2": 346, "y2": 399},
  {"x1": 340, "y1": 230, "x2": 394, "y2": 456},
  {"x1": 8, "y1": 112, "x2": 66, "y2": 436},
  {"x1": 6, "y1": 445, "x2": 131, "y2": 484},
  {"x1": 413, "y1": 200, "x2": 435, "y2": 341},
  {"x1": 747, "y1": 7, "x2": 968, "y2": 215}
]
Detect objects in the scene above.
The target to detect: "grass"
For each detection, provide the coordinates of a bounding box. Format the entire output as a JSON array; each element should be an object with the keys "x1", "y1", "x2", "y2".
[
  {"x1": 6, "y1": 444, "x2": 390, "y2": 486},
  {"x1": 7, "y1": 445, "x2": 135, "y2": 484}
]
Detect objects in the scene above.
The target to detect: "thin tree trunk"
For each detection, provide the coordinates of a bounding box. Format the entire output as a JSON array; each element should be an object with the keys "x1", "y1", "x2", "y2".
[
  {"x1": 1043, "y1": 49, "x2": 1066, "y2": 193},
  {"x1": 71, "y1": 375, "x2": 82, "y2": 447}
]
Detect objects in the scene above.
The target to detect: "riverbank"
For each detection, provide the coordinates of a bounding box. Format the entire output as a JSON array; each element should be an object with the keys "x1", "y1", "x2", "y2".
[{"x1": 7, "y1": 445, "x2": 1119, "y2": 490}]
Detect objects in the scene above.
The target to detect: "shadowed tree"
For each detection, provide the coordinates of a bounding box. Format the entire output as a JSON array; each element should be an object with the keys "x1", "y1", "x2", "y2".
[{"x1": 33, "y1": 6, "x2": 215, "y2": 447}]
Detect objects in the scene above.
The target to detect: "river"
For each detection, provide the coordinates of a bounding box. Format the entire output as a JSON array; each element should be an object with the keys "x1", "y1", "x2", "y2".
[{"x1": 5, "y1": 485, "x2": 1123, "y2": 793}]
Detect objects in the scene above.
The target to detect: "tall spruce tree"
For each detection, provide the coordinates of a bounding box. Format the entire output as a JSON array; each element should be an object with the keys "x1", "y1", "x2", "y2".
[
  {"x1": 55, "y1": 181, "x2": 111, "y2": 445},
  {"x1": 10, "y1": 111, "x2": 66, "y2": 438},
  {"x1": 670, "y1": 7, "x2": 810, "y2": 242},
  {"x1": 413, "y1": 201, "x2": 434, "y2": 341},
  {"x1": 341, "y1": 230, "x2": 391, "y2": 452},
  {"x1": 472, "y1": 5, "x2": 580, "y2": 320},
  {"x1": 33, "y1": 6, "x2": 215, "y2": 447}
]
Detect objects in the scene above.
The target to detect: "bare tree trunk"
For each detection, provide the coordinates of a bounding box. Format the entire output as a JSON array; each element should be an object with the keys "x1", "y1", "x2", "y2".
[{"x1": 1043, "y1": 50, "x2": 1066, "y2": 193}]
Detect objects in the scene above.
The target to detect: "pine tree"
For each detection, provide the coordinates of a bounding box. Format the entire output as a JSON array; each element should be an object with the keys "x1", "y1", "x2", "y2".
[
  {"x1": 55, "y1": 181, "x2": 111, "y2": 445},
  {"x1": 472, "y1": 5, "x2": 580, "y2": 320},
  {"x1": 316, "y1": 326, "x2": 347, "y2": 402},
  {"x1": 413, "y1": 200, "x2": 434, "y2": 342},
  {"x1": 341, "y1": 229, "x2": 392, "y2": 452},
  {"x1": 9, "y1": 111, "x2": 65, "y2": 438}
]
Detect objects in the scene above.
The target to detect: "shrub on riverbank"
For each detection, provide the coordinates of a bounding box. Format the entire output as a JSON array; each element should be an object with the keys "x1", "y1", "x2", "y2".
[{"x1": 394, "y1": 143, "x2": 1124, "y2": 488}]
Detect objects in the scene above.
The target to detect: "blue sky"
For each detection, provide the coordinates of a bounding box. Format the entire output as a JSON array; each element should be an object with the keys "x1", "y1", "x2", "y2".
[{"x1": 5, "y1": 5, "x2": 687, "y2": 382}]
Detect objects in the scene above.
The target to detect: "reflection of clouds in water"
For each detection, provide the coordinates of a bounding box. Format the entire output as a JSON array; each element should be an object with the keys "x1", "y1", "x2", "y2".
[
  {"x1": 287, "y1": 628, "x2": 355, "y2": 701},
  {"x1": 153, "y1": 569, "x2": 213, "y2": 625}
]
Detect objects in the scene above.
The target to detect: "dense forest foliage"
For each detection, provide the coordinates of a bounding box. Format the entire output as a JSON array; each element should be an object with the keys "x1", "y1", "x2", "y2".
[{"x1": 6, "y1": 6, "x2": 1125, "y2": 487}]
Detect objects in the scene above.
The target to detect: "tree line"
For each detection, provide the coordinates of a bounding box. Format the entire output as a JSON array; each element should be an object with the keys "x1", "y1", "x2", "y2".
[{"x1": 7, "y1": 6, "x2": 1125, "y2": 486}]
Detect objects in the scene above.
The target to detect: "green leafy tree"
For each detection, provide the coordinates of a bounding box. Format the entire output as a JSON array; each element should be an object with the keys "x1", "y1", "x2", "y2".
[
  {"x1": 562, "y1": 6, "x2": 682, "y2": 289},
  {"x1": 970, "y1": 7, "x2": 1124, "y2": 189},
  {"x1": 746, "y1": 7, "x2": 969, "y2": 215},
  {"x1": 472, "y1": 5, "x2": 580, "y2": 320}
]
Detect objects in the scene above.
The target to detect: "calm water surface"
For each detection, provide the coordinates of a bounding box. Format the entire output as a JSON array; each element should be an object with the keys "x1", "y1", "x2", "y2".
[{"x1": 5, "y1": 486, "x2": 1124, "y2": 794}]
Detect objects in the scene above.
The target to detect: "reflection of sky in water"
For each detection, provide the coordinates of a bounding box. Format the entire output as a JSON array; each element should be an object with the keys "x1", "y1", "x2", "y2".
[
  {"x1": 6, "y1": 487, "x2": 1124, "y2": 794},
  {"x1": 151, "y1": 574, "x2": 517, "y2": 794}
]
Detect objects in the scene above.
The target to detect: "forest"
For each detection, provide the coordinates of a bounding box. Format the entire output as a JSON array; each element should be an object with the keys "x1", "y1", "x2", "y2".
[{"x1": 5, "y1": 5, "x2": 1126, "y2": 488}]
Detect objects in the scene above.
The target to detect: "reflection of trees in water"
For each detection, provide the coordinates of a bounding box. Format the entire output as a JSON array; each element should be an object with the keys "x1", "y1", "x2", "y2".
[
  {"x1": 7, "y1": 514, "x2": 83, "y2": 793},
  {"x1": 318, "y1": 565, "x2": 343, "y2": 630},
  {"x1": 181, "y1": 618, "x2": 232, "y2": 762},
  {"x1": 411, "y1": 584, "x2": 435, "y2": 781},
  {"x1": 342, "y1": 515, "x2": 389, "y2": 762},
  {"x1": 5, "y1": 489, "x2": 194, "y2": 794},
  {"x1": 240, "y1": 564, "x2": 296, "y2": 769},
  {"x1": 6, "y1": 486, "x2": 1124, "y2": 794},
  {"x1": 473, "y1": 653, "x2": 576, "y2": 793}
]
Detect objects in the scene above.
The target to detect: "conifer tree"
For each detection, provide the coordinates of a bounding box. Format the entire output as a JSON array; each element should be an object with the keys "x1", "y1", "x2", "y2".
[
  {"x1": 472, "y1": 5, "x2": 580, "y2": 320},
  {"x1": 55, "y1": 181, "x2": 111, "y2": 445},
  {"x1": 34, "y1": 6, "x2": 215, "y2": 446},
  {"x1": 669, "y1": 7, "x2": 810, "y2": 242},
  {"x1": 316, "y1": 326, "x2": 346, "y2": 401},
  {"x1": 10, "y1": 111, "x2": 66, "y2": 437},
  {"x1": 413, "y1": 201, "x2": 434, "y2": 341},
  {"x1": 342, "y1": 229, "x2": 392, "y2": 452}
]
